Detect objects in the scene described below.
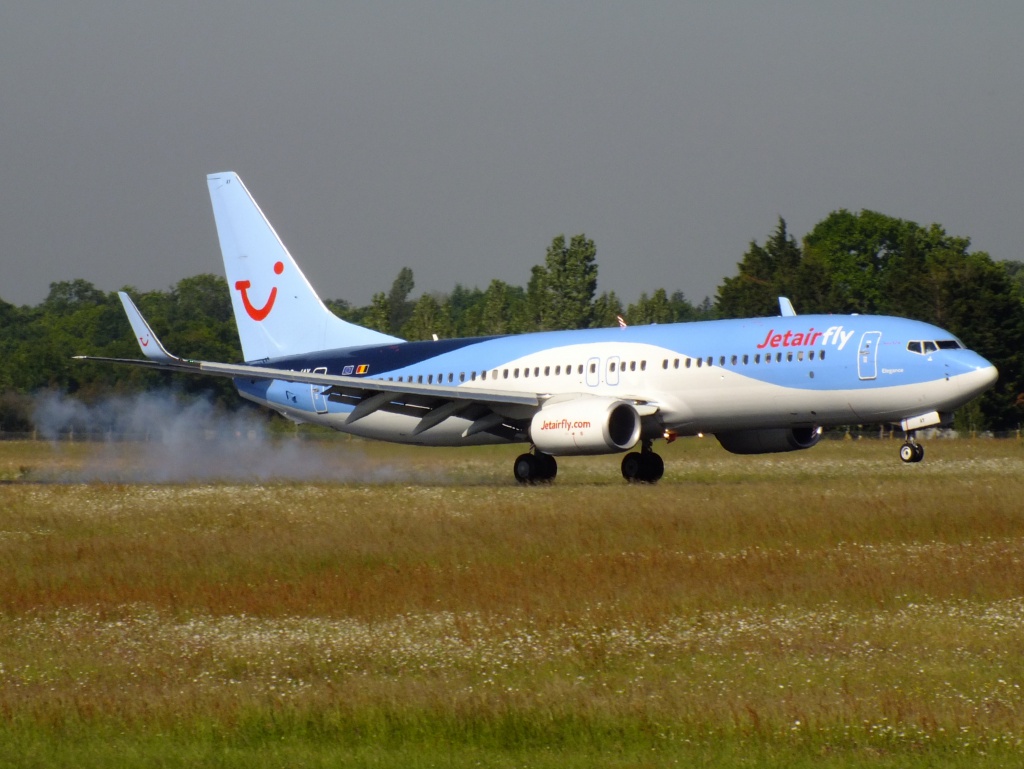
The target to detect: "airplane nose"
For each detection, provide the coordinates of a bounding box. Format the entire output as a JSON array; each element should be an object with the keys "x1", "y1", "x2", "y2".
[
  {"x1": 982, "y1": 362, "x2": 999, "y2": 388},
  {"x1": 965, "y1": 358, "x2": 998, "y2": 396}
]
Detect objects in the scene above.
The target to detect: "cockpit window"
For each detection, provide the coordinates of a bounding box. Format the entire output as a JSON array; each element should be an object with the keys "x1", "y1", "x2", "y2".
[{"x1": 908, "y1": 339, "x2": 963, "y2": 354}]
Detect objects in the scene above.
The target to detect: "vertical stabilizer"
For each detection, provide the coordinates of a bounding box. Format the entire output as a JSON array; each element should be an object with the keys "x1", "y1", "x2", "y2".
[{"x1": 207, "y1": 172, "x2": 403, "y2": 361}]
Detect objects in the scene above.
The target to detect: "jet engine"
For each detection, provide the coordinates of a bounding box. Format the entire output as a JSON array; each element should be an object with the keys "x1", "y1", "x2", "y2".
[
  {"x1": 715, "y1": 426, "x2": 822, "y2": 455},
  {"x1": 530, "y1": 398, "x2": 642, "y2": 456}
]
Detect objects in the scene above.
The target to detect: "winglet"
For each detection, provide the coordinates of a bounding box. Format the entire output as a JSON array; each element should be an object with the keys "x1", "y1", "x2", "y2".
[
  {"x1": 118, "y1": 292, "x2": 183, "y2": 363},
  {"x1": 778, "y1": 297, "x2": 797, "y2": 317}
]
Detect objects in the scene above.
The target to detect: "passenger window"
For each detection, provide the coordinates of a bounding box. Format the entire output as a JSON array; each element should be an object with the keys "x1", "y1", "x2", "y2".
[
  {"x1": 696, "y1": 358, "x2": 703, "y2": 368},
  {"x1": 523, "y1": 368, "x2": 529, "y2": 378},
  {"x1": 731, "y1": 355, "x2": 737, "y2": 365},
  {"x1": 742, "y1": 354, "x2": 749, "y2": 365},
  {"x1": 719, "y1": 356, "x2": 725, "y2": 366},
  {"x1": 820, "y1": 350, "x2": 826, "y2": 360},
  {"x1": 578, "y1": 365, "x2": 584, "y2": 374},
  {"x1": 449, "y1": 373, "x2": 454, "y2": 383},
  {"x1": 674, "y1": 358, "x2": 680, "y2": 369},
  {"x1": 787, "y1": 352, "x2": 793, "y2": 362},
  {"x1": 428, "y1": 374, "x2": 434, "y2": 384},
  {"x1": 514, "y1": 368, "x2": 520, "y2": 378},
  {"x1": 589, "y1": 362, "x2": 597, "y2": 374},
  {"x1": 630, "y1": 361, "x2": 636, "y2": 372},
  {"x1": 555, "y1": 365, "x2": 561, "y2": 375},
  {"x1": 544, "y1": 366, "x2": 550, "y2": 376},
  {"x1": 640, "y1": 361, "x2": 646, "y2": 371},
  {"x1": 797, "y1": 351, "x2": 804, "y2": 362},
  {"x1": 707, "y1": 357, "x2": 713, "y2": 367},
  {"x1": 754, "y1": 354, "x2": 760, "y2": 364},
  {"x1": 503, "y1": 369, "x2": 509, "y2": 379},
  {"x1": 459, "y1": 373, "x2": 465, "y2": 382},
  {"x1": 685, "y1": 358, "x2": 691, "y2": 368},
  {"x1": 808, "y1": 351, "x2": 815, "y2": 361},
  {"x1": 609, "y1": 361, "x2": 616, "y2": 372}
]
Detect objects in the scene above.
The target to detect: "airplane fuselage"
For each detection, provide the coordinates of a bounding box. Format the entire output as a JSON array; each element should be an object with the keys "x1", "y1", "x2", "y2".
[{"x1": 234, "y1": 313, "x2": 995, "y2": 446}]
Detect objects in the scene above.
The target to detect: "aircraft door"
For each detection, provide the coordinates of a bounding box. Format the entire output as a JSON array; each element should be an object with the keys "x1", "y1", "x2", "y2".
[
  {"x1": 311, "y1": 367, "x2": 329, "y2": 413},
  {"x1": 857, "y1": 331, "x2": 882, "y2": 380}
]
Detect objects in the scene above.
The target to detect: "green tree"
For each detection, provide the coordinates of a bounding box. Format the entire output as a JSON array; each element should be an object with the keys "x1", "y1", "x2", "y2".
[
  {"x1": 386, "y1": 267, "x2": 415, "y2": 335},
  {"x1": 536, "y1": 234, "x2": 598, "y2": 330},
  {"x1": 801, "y1": 210, "x2": 915, "y2": 313},
  {"x1": 446, "y1": 284, "x2": 486, "y2": 337},
  {"x1": 716, "y1": 218, "x2": 803, "y2": 318},
  {"x1": 362, "y1": 292, "x2": 391, "y2": 334},
  {"x1": 401, "y1": 293, "x2": 453, "y2": 341},
  {"x1": 627, "y1": 289, "x2": 674, "y2": 325},
  {"x1": 478, "y1": 280, "x2": 528, "y2": 335},
  {"x1": 590, "y1": 290, "x2": 625, "y2": 328}
]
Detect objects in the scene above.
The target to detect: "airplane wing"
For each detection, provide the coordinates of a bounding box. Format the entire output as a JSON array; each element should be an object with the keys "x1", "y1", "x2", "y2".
[{"x1": 76, "y1": 294, "x2": 660, "y2": 439}]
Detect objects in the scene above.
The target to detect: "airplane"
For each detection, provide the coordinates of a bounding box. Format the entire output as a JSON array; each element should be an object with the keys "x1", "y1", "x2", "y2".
[{"x1": 76, "y1": 172, "x2": 999, "y2": 483}]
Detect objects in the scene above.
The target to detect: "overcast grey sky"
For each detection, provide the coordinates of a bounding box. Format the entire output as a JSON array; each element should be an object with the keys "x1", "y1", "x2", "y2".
[{"x1": 2, "y1": 2, "x2": 1022, "y2": 309}]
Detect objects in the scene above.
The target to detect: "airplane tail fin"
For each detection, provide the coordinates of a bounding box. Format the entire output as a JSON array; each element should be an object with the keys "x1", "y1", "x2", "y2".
[{"x1": 207, "y1": 172, "x2": 403, "y2": 361}]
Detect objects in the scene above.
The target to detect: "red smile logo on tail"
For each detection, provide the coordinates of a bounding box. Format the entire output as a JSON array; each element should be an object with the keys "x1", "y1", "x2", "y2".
[{"x1": 235, "y1": 261, "x2": 284, "y2": 321}]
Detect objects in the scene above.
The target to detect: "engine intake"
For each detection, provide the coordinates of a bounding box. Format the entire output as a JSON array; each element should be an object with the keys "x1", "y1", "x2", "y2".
[
  {"x1": 531, "y1": 398, "x2": 641, "y2": 456},
  {"x1": 715, "y1": 426, "x2": 821, "y2": 455}
]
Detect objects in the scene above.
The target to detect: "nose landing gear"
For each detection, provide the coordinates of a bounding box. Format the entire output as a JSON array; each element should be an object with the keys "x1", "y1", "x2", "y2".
[{"x1": 899, "y1": 433, "x2": 925, "y2": 463}]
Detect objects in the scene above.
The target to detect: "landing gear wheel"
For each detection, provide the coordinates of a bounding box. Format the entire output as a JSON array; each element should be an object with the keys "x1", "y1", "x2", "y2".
[
  {"x1": 535, "y1": 452, "x2": 558, "y2": 481},
  {"x1": 621, "y1": 449, "x2": 664, "y2": 483},
  {"x1": 645, "y1": 452, "x2": 665, "y2": 482},
  {"x1": 899, "y1": 443, "x2": 916, "y2": 463},
  {"x1": 514, "y1": 453, "x2": 537, "y2": 483},
  {"x1": 899, "y1": 442, "x2": 925, "y2": 463},
  {"x1": 514, "y1": 452, "x2": 558, "y2": 483},
  {"x1": 621, "y1": 452, "x2": 643, "y2": 481}
]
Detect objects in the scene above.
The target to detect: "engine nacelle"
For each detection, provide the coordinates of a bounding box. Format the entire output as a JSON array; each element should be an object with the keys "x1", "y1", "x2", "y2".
[
  {"x1": 530, "y1": 398, "x2": 642, "y2": 456},
  {"x1": 715, "y1": 426, "x2": 822, "y2": 455}
]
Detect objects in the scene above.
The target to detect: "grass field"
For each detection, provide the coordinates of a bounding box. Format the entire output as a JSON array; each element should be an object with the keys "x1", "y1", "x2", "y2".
[{"x1": 2, "y1": 436, "x2": 1024, "y2": 767}]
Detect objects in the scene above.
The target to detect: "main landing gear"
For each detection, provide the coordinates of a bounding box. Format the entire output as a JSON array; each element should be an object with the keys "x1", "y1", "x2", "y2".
[
  {"x1": 621, "y1": 440, "x2": 665, "y2": 483},
  {"x1": 513, "y1": 451, "x2": 558, "y2": 483},
  {"x1": 899, "y1": 432, "x2": 925, "y2": 463},
  {"x1": 512, "y1": 441, "x2": 666, "y2": 484}
]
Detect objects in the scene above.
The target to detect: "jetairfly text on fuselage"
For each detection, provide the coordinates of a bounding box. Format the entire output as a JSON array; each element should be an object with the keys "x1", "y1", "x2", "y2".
[{"x1": 756, "y1": 325, "x2": 855, "y2": 351}]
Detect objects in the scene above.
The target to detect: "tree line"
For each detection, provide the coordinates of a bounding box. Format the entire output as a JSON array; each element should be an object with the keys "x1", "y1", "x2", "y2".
[{"x1": 2, "y1": 209, "x2": 1022, "y2": 431}]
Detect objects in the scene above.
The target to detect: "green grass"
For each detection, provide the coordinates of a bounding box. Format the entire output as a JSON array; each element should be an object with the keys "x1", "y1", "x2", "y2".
[{"x1": 2, "y1": 437, "x2": 1024, "y2": 766}]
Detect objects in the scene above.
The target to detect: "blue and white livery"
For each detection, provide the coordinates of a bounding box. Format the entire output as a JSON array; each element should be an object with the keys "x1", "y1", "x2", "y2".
[{"x1": 78, "y1": 172, "x2": 998, "y2": 482}]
